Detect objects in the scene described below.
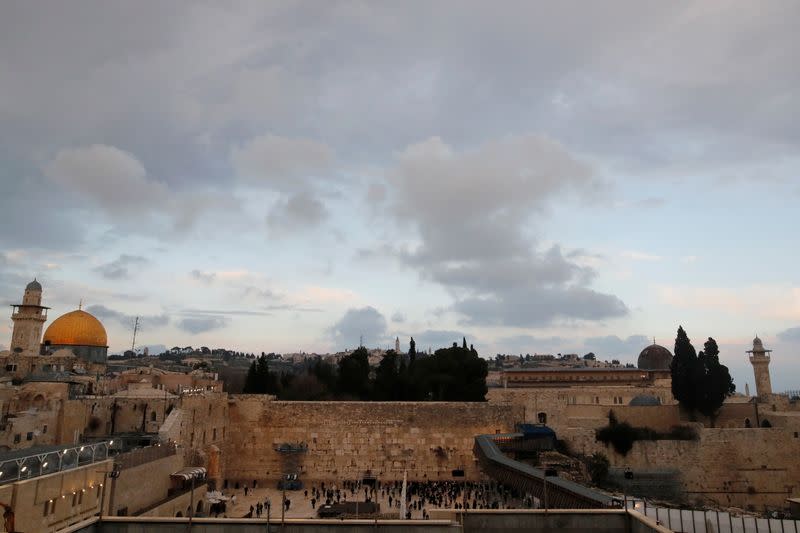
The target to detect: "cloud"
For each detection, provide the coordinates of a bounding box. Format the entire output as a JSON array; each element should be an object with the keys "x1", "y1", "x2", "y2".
[
  {"x1": 85, "y1": 304, "x2": 169, "y2": 331},
  {"x1": 386, "y1": 135, "x2": 627, "y2": 327},
  {"x1": 94, "y1": 254, "x2": 149, "y2": 280},
  {"x1": 777, "y1": 327, "x2": 800, "y2": 342},
  {"x1": 231, "y1": 134, "x2": 334, "y2": 192},
  {"x1": 329, "y1": 306, "x2": 387, "y2": 348},
  {"x1": 180, "y1": 308, "x2": 271, "y2": 317},
  {"x1": 177, "y1": 316, "x2": 229, "y2": 335},
  {"x1": 266, "y1": 191, "x2": 328, "y2": 233},
  {"x1": 190, "y1": 270, "x2": 216, "y2": 284},
  {"x1": 44, "y1": 145, "x2": 167, "y2": 212},
  {"x1": 41, "y1": 145, "x2": 240, "y2": 238},
  {"x1": 621, "y1": 251, "x2": 662, "y2": 262},
  {"x1": 391, "y1": 311, "x2": 406, "y2": 323}
]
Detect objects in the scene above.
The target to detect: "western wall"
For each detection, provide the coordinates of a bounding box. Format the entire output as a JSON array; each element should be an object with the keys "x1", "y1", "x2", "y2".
[{"x1": 223, "y1": 397, "x2": 523, "y2": 484}]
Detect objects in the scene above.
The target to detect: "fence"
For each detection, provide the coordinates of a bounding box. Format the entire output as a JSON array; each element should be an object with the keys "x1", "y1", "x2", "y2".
[
  {"x1": 625, "y1": 500, "x2": 799, "y2": 533},
  {"x1": 115, "y1": 442, "x2": 177, "y2": 470}
]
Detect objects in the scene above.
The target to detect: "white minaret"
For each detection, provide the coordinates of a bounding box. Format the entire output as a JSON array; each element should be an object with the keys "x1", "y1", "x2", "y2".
[
  {"x1": 395, "y1": 336, "x2": 400, "y2": 354},
  {"x1": 747, "y1": 336, "x2": 772, "y2": 399},
  {"x1": 10, "y1": 279, "x2": 49, "y2": 354}
]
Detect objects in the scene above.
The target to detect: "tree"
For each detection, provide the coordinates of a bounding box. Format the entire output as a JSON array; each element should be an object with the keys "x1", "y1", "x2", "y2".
[
  {"x1": 671, "y1": 326, "x2": 699, "y2": 412},
  {"x1": 672, "y1": 328, "x2": 736, "y2": 421},
  {"x1": 243, "y1": 355, "x2": 280, "y2": 394},
  {"x1": 414, "y1": 342, "x2": 488, "y2": 401},
  {"x1": 408, "y1": 337, "x2": 416, "y2": 364},
  {"x1": 696, "y1": 337, "x2": 736, "y2": 421},
  {"x1": 337, "y1": 347, "x2": 371, "y2": 400},
  {"x1": 373, "y1": 350, "x2": 401, "y2": 400}
]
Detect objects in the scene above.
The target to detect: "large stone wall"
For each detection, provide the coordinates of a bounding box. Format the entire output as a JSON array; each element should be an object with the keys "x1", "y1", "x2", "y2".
[
  {"x1": 567, "y1": 426, "x2": 800, "y2": 510},
  {"x1": 224, "y1": 398, "x2": 523, "y2": 483}
]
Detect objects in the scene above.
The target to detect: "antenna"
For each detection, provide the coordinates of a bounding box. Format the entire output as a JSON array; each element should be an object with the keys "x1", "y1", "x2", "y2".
[
  {"x1": 131, "y1": 316, "x2": 140, "y2": 353},
  {"x1": 359, "y1": 335, "x2": 363, "y2": 348}
]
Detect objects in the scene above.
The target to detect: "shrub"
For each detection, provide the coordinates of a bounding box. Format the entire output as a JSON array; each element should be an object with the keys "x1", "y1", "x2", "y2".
[{"x1": 587, "y1": 452, "x2": 610, "y2": 484}]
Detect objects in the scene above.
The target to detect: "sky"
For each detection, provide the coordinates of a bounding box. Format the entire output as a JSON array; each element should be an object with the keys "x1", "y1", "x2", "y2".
[{"x1": 0, "y1": 1, "x2": 798, "y2": 392}]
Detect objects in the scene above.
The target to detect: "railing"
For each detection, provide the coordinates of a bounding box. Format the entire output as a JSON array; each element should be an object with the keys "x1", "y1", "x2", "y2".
[
  {"x1": 115, "y1": 442, "x2": 178, "y2": 470},
  {"x1": 474, "y1": 433, "x2": 613, "y2": 509},
  {"x1": 0, "y1": 441, "x2": 110, "y2": 485},
  {"x1": 631, "y1": 501, "x2": 800, "y2": 533}
]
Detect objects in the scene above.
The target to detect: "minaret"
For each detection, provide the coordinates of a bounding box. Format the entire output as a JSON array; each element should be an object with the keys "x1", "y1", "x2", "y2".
[
  {"x1": 395, "y1": 336, "x2": 400, "y2": 354},
  {"x1": 746, "y1": 336, "x2": 772, "y2": 399},
  {"x1": 10, "y1": 279, "x2": 49, "y2": 354}
]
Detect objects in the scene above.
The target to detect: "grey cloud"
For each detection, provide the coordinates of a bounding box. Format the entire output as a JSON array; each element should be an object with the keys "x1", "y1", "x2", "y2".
[
  {"x1": 777, "y1": 327, "x2": 800, "y2": 342},
  {"x1": 391, "y1": 311, "x2": 406, "y2": 323},
  {"x1": 85, "y1": 304, "x2": 169, "y2": 331},
  {"x1": 242, "y1": 286, "x2": 282, "y2": 301},
  {"x1": 1, "y1": 2, "x2": 796, "y2": 183},
  {"x1": 453, "y1": 287, "x2": 627, "y2": 328},
  {"x1": 230, "y1": 134, "x2": 334, "y2": 192},
  {"x1": 190, "y1": 270, "x2": 216, "y2": 284},
  {"x1": 388, "y1": 136, "x2": 626, "y2": 327},
  {"x1": 177, "y1": 316, "x2": 229, "y2": 335},
  {"x1": 266, "y1": 191, "x2": 328, "y2": 233},
  {"x1": 329, "y1": 307, "x2": 387, "y2": 349},
  {"x1": 94, "y1": 254, "x2": 148, "y2": 280},
  {"x1": 179, "y1": 308, "x2": 272, "y2": 317},
  {"x1": 40, "y1": 145, "x2": 241, "y2": 240},
  {"x1": 0, "y1": 166, "x2": 86, "y2": 251}
]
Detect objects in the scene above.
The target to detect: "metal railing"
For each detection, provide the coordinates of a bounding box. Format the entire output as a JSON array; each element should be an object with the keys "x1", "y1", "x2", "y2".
[{"x1": 0, "y1": 441, "x2": 111, "y2": 485}]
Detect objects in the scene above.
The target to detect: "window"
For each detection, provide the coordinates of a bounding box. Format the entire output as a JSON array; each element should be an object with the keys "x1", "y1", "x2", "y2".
[
  {"x1": 213, "y1": 428, "x2": 217, "y2": 440},
  {"x1": 537, "y1": 412, "x2": 547, "y2": 424},
  {"x1": 13, "y1": 434, "x2": 20, "y2": 444},
  {"x1": 150, "y1": 411, "x2": 156, "y2": 422},
  {"x1": 43, "y1": 425, "x2": 47, "y2": 434},
  {"x1": 26, "y1": 432, "x2": 33, "y2": 441}
]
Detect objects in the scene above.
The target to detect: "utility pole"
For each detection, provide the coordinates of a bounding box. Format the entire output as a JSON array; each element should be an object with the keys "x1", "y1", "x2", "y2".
[{"x1": 131, "y1": 316, "x2": 140, "y2": 353}]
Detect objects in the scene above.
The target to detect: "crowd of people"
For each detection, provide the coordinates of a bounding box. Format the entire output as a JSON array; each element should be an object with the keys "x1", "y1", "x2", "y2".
[{"x1": 221, "y1": 477, "x2": 526, "y2": 520}]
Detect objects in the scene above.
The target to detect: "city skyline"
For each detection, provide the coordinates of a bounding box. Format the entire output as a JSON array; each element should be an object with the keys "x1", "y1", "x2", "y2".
[{"x1": 1, "y1": 2, "x2": 799, "y2": 392}]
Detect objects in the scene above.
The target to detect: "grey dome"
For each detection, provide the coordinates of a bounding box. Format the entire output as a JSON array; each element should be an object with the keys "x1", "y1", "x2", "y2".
[
  {"x1": 26, "y1": 279, "x2": 42, "y2": 291},
  {"x1": 637, "y1": 343, "x2": 672, "y2": 370},
  {"x1": 629, "y1": 395, "x2": 662, "y2": 406}
]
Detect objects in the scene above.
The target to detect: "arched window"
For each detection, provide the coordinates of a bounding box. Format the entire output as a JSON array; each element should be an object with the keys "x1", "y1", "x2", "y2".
[
  {"x1": 537, "y1": 412, "x2": 547, "y2": 424},
  {"x1": 760, "y1": 419, "x2": 772, "y2": 428},
  {"x1": 150, "y1": 411, "x2": 157, "y2": 422},
  {"x1": 744, "y1": 418, "x2": 751, "y2": 428}
]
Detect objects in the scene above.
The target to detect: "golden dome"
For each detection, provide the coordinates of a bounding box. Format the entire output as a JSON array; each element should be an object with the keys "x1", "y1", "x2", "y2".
[{"x1": 43, "y1": 310, "x2": 108, "y2": 347}]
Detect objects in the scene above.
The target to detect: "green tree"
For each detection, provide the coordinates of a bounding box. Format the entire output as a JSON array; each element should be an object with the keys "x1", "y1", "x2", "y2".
[
  {"x1": 415, "y1": 342, "x2": 488, "y2": 401},
  {"x1": 373, "y1": 350, "x2": 401, "y2": 400},
  {"x1": 671, "y1": 326, "x2": 699, "y2": 412},
  {"x1": 337, "y1": 346, "x2": 371, "y2": 399},
  {"x1": 243, "y1": 355, "x2": 280, "y2": 394},
  {"x1": 697, "y1": 337, "x2": 736, "y2": 421},
  {"x1": 671, "y1": 329, "x2": 736, "y2": 421}
]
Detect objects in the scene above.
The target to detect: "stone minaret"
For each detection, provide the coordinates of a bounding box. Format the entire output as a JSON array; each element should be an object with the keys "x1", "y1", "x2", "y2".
[
  {"x1": 746, "y1": 336, "x2": 772, "y2": 399},
  {"x1": 10, "y1": 279, "x2": 49, "y2": 354},
  {"x1": 395, "y1": 336, "x2": 400, "y2": 354}
]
